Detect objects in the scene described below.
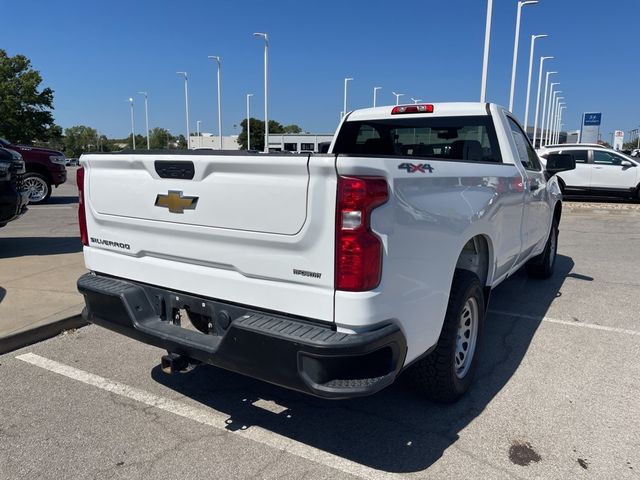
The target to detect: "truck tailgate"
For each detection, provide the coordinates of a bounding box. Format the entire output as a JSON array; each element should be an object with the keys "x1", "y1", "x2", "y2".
[{"x1": 80, "y1": 153, "x2": 337, "y2": 322}]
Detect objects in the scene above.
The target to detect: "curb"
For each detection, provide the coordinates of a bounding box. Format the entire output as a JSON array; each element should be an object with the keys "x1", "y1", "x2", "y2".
[{"x1": 0, "y1": 314, "x2": 88, "y2": 355}]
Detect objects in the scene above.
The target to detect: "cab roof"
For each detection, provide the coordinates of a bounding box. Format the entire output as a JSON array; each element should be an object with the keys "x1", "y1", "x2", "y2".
[{"x1": 345, "y1": 102, "x2": 498, "y2": 122}]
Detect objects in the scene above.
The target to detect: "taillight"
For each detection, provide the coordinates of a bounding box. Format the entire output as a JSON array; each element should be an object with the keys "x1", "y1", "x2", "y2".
[
  {"x1": 391, "y1": 104, "x2": 434, "y2": 115},
  {"x1": 335, "y1": 176, "x2": 388, "y2": 291},
  {"x1": 76, "y1": 167, "x2": 88, "y2": 246}
]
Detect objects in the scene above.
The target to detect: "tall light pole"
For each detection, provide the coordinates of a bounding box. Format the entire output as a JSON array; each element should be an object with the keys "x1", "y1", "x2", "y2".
[
  {"x1": 553, "y1": 101, "x2": 564, "y2": 144},
  {"x1": 196, "y1": 120, "x2": 202, "y2": 148},
  {"x1": 392, "y1": 92, "x2": 404, "y2": 105},
  {"x1": 137, "y1": 92, "x2": 150, "y2": 149},
  {"x1": 508, "y1": 1, "x2": 538, "y2": 112},
  {"x1": 246, "y1": 93, "x2": 253, "y2": 150},
  {"x1": 176, "y1": 72, "x2": 190, "y2": 149},
  {"x1": 480, "y1": 0, "x2": 493, "y2": 102},
  {"x1": 127, "y1": 98, "x2": 136, "y2": 150},
  {"x1": 253, "y1": 33, "x2": 269, "y2": 153},
  {"x1": 546, "y1": 89, "x2": 561, "y2": 145},
  {"x1": 523, "y1": 35, "x2": 547, "y2": 132},
  {"x1": 533, "y1": 57, "x2": 553, "y2": 147},
  {"x1": 207, "y1": 56, "x2": 223, "y2": 149},
  {"x1": 411, "y1": 98, "x2": 422, "y2": 104},
  {"x1": 373, "y1": 86, "x2": 382, "y2": 107},
  {"x1": 556, "y1": 104, "x2": 566, "y2": 144},
  {"x1": 542, "y1": 80, "x2": 558, "y2": 146},
  {"x1": 343, "y1": 77, "x2": 353, "y2": 118}
]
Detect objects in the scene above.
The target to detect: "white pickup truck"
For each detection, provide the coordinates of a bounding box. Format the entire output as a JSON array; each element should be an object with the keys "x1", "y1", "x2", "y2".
[{"x1": 76, "y1": 103, "x2": 574, "y2": 402}]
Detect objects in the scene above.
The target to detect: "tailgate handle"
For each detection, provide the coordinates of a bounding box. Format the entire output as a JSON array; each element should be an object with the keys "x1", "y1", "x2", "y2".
[{"x1": 155, "y1": 161, "x2": 195, "y2": 180}]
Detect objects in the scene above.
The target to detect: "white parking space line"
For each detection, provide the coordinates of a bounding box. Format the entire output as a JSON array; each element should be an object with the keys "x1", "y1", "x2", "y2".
[
  {"x1": 15, "y1": 353, "x2": 401, "y2": 480},
  {"x1": 489, "y1": 310, "x2": 640, "y2": 337}
]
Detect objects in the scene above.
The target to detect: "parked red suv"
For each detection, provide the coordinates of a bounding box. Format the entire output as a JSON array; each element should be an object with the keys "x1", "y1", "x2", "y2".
[{"x1": 0, "y1": 138, "x2": 66, "y2": 203}]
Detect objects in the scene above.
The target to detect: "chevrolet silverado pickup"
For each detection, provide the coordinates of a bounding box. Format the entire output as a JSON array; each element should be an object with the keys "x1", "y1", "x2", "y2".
[{"x1": 76, "y1": 103, "x2": 574, "y2": 402}]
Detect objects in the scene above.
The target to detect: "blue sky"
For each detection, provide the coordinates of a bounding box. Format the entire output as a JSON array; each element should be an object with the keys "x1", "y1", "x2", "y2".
[{"x1": 4, "y1": 0, "x2": 638, "y2": 142}]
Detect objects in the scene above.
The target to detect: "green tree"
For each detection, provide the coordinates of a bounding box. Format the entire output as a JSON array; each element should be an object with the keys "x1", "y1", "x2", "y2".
[
  {"x1": 237, "y1": 118, "x2": 303, "y2": 150},
  {"x1": 64, "y1": 125, "x2": 100, "y2": 157},
  {"x1": 175, "y1": 134, "x2": 187, "y2": 149},
  {"x1": 0, "y1": 50, "x2": 55, "y2": 144},
  {"x1": 125, "y1": 133, "x2": 146, "y2": 150},
  {"x1": 149, "y1": 127, "x2": 170, "y2": 149}
]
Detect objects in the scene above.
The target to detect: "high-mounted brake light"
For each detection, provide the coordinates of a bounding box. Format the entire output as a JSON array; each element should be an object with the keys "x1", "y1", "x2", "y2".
[
  {"x1": 77, "y1": 167, "x2": 88, "y2": 246},
  {"x1": 335, "y1": 176, "x2": 388, "y2": 291},
  {"x1": 391, "y1": 104, "x2": 434, "y2": 115}
]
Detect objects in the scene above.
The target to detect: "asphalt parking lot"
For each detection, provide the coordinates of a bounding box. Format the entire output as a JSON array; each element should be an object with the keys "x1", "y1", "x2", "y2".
[{"x1": 1, "y1": 190, "x2": 640, "y2": 479}]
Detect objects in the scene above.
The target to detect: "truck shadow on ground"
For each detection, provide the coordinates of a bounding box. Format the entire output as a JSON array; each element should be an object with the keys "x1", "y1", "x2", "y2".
[
  {"x1": 0, "y1": 287, "x2": 5, "y2": 304},
  {"x1": 46, "y1": 195, "x2": 79, "y2": 205},
  {"x1": 0, "y1": 236, "x2": 82, "y2": 259},
  {"x1": 153, "y1": 254, "x2": 579, "y2": 473}
]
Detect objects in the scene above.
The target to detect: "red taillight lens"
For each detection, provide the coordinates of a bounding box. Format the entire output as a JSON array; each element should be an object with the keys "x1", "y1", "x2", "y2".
[
  {"x1": 335, "y1": 176, "x2": 388, "y2": 291},
  {"x1": 76, "y1": 167, "x2": 88, "y2": 246},
  {"x1": 391, "y1": 104, "x2": 434, "y2": 115}
]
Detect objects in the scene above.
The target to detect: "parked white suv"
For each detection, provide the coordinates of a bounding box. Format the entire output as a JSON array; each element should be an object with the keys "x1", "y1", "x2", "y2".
[{"x1": 538, "y1": 144, "x2": 640, "y2": 199}]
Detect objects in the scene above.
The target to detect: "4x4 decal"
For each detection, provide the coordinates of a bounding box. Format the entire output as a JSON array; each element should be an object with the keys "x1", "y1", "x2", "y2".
[{"x1": 398, "y1": 162, "x2": 434, "y2": 173}]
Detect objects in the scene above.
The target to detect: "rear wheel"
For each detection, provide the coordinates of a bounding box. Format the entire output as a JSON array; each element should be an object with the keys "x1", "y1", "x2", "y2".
[
  {"x1": 405, "y1": 269, "x2": 485, "y2": 403},
  {"x1": 526, "y1": 219, "x2": 558, "y2": 278},
  {"x1": 22, "y1": 172, "x2": 51, "y2": 204}
]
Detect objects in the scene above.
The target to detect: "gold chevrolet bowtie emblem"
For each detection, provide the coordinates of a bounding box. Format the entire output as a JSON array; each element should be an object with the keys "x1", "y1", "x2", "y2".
[{"x1": 155, "y1": 190, "x2": 199, "y2": 213}]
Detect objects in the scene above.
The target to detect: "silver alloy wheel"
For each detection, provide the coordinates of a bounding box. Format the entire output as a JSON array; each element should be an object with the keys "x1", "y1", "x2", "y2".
[
  {"x1": 454, "y1": 296, "x2": 479, "y2": 379},
  {"x1": 23, "y1": 175, "x2": 49, "y2": 203}
]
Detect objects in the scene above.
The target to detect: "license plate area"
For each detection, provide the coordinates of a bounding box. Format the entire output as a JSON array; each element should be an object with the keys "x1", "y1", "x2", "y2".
[{"x1": 148, "y1": 288, "x2": 249, "y2": 338}]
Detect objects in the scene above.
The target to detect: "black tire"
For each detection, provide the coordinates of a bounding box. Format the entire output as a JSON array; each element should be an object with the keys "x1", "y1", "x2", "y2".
[
  {"x1": 526, "y1": 219, "x2": 558, "y2": 279},
  {"x1": 22, "y1": 172, "x2": 52, "y2": 204},
  {"x1": 405, "y1": 269, "x2": 485, "y2": 403}
]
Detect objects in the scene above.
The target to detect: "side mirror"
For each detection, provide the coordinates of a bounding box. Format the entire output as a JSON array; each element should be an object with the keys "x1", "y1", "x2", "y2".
[
  {"x1": 545, "y1": 153, "x2": 575, "y2": 176},
  {"x1": 621, "y1": 160, "x2": 635, "y2": 168}
]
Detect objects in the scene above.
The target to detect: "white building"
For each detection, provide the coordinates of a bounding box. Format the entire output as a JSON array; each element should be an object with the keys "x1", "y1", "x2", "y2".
[
  {"x1": 267, "y1": 134, "x2": 334, "y2": 153},
  {"x1": 189, "y1": 133, "x2": 240, "y2": 150}
]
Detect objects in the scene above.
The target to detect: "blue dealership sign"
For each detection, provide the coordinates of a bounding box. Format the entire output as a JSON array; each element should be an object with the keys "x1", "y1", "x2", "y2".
[{"x1": 583, "y1": 113, "x2": 602, "y2": 126}]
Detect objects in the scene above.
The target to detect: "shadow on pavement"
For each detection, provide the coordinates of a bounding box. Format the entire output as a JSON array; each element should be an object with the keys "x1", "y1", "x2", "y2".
[
  {"x1": 152, "y1": 254, "x2": 586, "y2": 473},
  {"x1": 0, "y1": 287, "x2": 5, "y2": 304},
  {"x1": 46, "y1": 196, "x2": 78, "y2": 205},
  {"x1": 0, "y1": 236, "x2": 82, "y2": 259}
]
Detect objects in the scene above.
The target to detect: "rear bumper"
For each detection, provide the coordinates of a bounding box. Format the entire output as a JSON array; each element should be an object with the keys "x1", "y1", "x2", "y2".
[{"x1": 77, "y1": 273, "x2": 407, "y2": 399}]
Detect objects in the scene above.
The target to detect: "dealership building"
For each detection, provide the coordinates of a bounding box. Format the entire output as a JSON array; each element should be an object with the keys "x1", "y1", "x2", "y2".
[{"x1": 189, "y1": 133, "x2": 334, "y2": 152}]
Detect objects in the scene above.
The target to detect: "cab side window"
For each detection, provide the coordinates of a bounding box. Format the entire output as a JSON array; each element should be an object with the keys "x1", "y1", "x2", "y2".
[
  {"x1": 507, "y1": 117, "x2": 541, "y2": 170},
  {"x1": 560, "y1": 149, "x2": 588, "y2": 163},
  {"x1": 593, "y1": 150, "x2": 622, "y2": 165}
]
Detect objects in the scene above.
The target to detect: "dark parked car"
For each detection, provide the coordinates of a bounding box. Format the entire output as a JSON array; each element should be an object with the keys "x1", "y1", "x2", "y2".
[
  {"x1": 0, "y1": 138, "x2": 66, "y2": 204},
  {"x1": 0, "y1": 147, "x2": 28, "y2": 227}
]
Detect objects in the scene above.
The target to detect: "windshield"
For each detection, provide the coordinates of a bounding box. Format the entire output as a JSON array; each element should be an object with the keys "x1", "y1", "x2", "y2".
[
  {"x1": 333, "y1": 116, "x2": 502, "y2": 163},
  {"x1": 0, "y1": 138, "x2": 9, "y2": 147}
]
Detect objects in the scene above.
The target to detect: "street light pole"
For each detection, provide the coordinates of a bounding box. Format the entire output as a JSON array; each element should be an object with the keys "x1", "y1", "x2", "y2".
[
  {"x1": 539, "y1": 73, "x2": 557, "y2": 146},
  {"x1": 196, "y1": 120, "x2": 202, "y2": 148},
  {"x1": 392, "y1": 92, "x2": 404, "y2": 105},
  {"x1": 246, "y1": 93, "x2": 253, "y2": 150},
  {"x1": 208, "y1": 56, "x2": 223, "y2": 150},
  {"x1": 509, "y1": 1, "x2": 539, "y2": 112},
  {"x1": 373, "y1": 86, "x2": 381, "y2": 107},
  {"x1": 547, "y1": 90, "x2": 561, "y2": 145},
  {"x1": 137, "y1": 92, "x2": 150, "y2": 149},
  {"x1": 556, "y1": 105, "x2": 566, "y2": 144},
  {"x1": 533, "y1": 57, "x2": 553, "y2": 147},
  {"x1": 480, "y1": 0, "x2": 493, "y2": 102},
  {"x1": 128, "y1": 97, "x2": 136, "y2": 150},
  {"x1": 411, "y1": 98, "x2": 422, "y2": 104},
  {"x1": 523, "y1": 35, "x2": 547, "y2": 132},
  {"x1": 253, "y1": 33, "x2": 269, "y2": 153},
  {"x1": 544, "y1": 82, "x2": 559, "y2": 146},
  {"x1": 540, "y1": 80, "x2": 558, "y2": 146},
  {"x1": 176, "y1": 72, "x2": 190, "y2": 149},
  {"x1": 343, "y1": 77, "x2": 353, "y2": 118}
]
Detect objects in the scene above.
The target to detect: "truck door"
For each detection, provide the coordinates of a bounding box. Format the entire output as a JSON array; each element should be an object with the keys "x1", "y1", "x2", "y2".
[{"x1": 506, "y1": 116, "x2": 550, "y2": 255}]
